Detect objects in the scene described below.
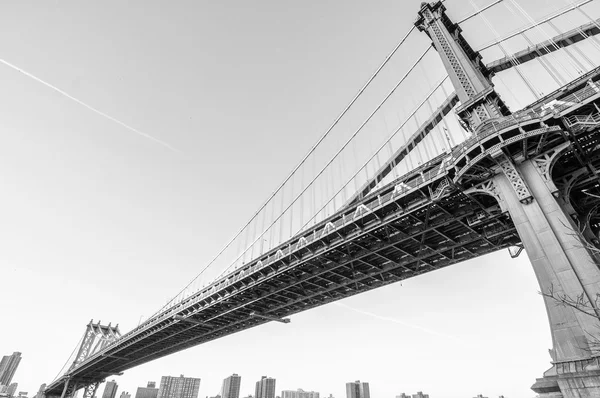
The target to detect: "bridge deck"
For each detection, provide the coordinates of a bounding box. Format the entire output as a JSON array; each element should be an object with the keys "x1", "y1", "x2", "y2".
[{"x1": 46, "y1": 67, "x2": 600, "y2": 396}]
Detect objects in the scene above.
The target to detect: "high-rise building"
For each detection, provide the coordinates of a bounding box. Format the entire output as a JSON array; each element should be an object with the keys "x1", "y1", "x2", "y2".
[
  {"x1": 254, "y1": 377, "x2": 275, "y2": 398},
  {"x1": 6, "y1": 384, "x2": 18, "y2": 398},
  {"x1": 103, "y1": 381, "x2": 119, "y2": 398},
  {"x1": 157, "y1": 375, "x2": 201, "y2": 398},
  {"x1": 220, "y1": 374, "x2": 241, "y2": 398},
  {"x1": 5, "y1": 384, "x2": 18, "y2": 398},
  {"x1": 0, "y1": 353, "x2": 21, "y2": 386},
  {"x1": 411, "y1": 393, "x2": 428, "y2": 398},
  {"x1": 281, "y1": 389, "x2": 319, "y2": 398},
  {"x1": 344, "y1": 381, "x2": 369, "y2": 398},
  {"x1": 135, "y1": 382, "x2": 158, "y2": 398}
]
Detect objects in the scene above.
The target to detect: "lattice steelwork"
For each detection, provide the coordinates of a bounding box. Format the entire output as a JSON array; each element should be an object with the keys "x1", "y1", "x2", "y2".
[
  {"x1": 496, "y1": 154, "x2": 533, "y2": 203},
  {"x1": 422, "y1": 7, "x2": 477, "y2": 98},
  {"x1": 415, "y1": 1, "x2": 511, "y2": 130}
]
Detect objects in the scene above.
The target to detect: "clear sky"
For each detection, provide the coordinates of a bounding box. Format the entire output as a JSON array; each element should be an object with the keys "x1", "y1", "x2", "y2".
[{"x1": 1, "y1": 1, "x2": 600, "y2": 398}]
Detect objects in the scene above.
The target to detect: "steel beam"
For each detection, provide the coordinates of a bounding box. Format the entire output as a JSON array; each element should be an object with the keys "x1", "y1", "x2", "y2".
[{"x1": 249, "y1": 312, "x2": 291, "y2": 324}]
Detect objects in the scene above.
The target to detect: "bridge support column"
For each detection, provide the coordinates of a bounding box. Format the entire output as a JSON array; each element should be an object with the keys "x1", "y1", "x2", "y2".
[
  {"x1": 492, "y1": 157, "x2": 600, "y2": 397},
  {"x1": 59, "y1": 380, "x2": 78, "y2": 398},
  {"x1": 82, "y1": 383, "x2": 99, "y2": 398}
]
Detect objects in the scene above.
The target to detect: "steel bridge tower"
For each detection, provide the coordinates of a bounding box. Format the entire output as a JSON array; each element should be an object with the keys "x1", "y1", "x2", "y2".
[
  {"x1": 56, "y1": 321, "x2": 121, "y2": 398},
  {"x1": 417, "y1": 2, "x2": 600, "y2": 397}
]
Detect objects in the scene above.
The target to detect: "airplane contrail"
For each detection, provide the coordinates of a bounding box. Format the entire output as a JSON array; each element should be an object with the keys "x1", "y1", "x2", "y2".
[
  {"x1": 0, "y1": 58, "x2": 181, "y2": 153},
  {"x1": 333, "y1": 301, "x2": 469, "y2": 345}
]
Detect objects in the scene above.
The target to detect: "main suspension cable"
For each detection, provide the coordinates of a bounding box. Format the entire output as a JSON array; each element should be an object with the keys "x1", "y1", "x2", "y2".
[
  {"x1": 51, "y1": 333, "x2": 84, "y2": 383},
  {"x1": 457, "y1": 0, "x2": 505, "y2": 24}
]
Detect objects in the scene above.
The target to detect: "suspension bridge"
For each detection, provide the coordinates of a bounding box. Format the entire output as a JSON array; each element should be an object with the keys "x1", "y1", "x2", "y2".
[{"x1": 42, "y1": 1, "x2": 600, "y2": 397}]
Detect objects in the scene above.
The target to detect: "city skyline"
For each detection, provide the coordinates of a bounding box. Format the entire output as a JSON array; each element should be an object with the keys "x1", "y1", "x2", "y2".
[
  {"x1": 0, "y1": 361, "x2": 506, "y2": 398},
  {"x1": 4, "y1": 0, "x2": 600, "y2": 397}
]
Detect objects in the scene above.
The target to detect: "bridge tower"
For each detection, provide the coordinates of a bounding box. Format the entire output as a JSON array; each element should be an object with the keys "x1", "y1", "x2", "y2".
[
  {"x1": 415, "y1": 1, "x2": 511, "y2": 131},
  {"x1": 417, "y1": 2, "x2": 600, "y2": 397},
  {"x1": 48, "y1": 321, "x2": 121, "y2": 398}
]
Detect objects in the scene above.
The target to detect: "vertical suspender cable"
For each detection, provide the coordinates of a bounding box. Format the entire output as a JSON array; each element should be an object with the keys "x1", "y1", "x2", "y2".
[
  {"x1": 299, "y1": 164, "x2": 304, "y2": 232},
  {"x1": 418, "y1": 62, "x2": 443, "y2": 156},
  {"x1": 476, "y1": 0, "x2": 595, "y2": 51},
  {"x1": 470, "y1": 0, "x2": 541, "y2": 99},
  {"x1": 509, "y1": 0, "x2": 579, "y2": 79},
  {"x1": 570, "y1": 0, "x2": 600, "y2": 32},
  {"x1": 439, "y1": 81, "x2": 465, "y2": 142},
  {"x1": 339, "y1": 152, "x2": 347, "y2": 203},
  {"x1": 352, "y1": 140, "x2": 360, "y2": 197},
  {"x1": 300, "y1": 76, "x2": 449, "y2": 229},
  {"x1": 518, "y1": 25, "x2": 568, "y2": 84},
  {"x1": 548, "y1": 19, "x2": 597, "y2": 66},
  {"x1": 381, "y1": 110, "x2": 399, "y2": 180},
  {"x1": 301, "y1": 81, "x2": 450, "y2": 231},
  {"x1": 312, "y1": 153, "x2": 317, "y2": 226},
  {"x1": 279, "y1": 187, "x2": 284, "y2": 244},
  {"x1": 547, "y1": 20, "x2": 591, "y2": 71},
  {"x1": 261, "y1": 201, "x2": 267, "y2": 254},
  {"x1": 410, "y1": 94, "x2": 428, "y2": 165},
  {"x1": 570, "y1": 1, "x2": 600, "y2": 55}
]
